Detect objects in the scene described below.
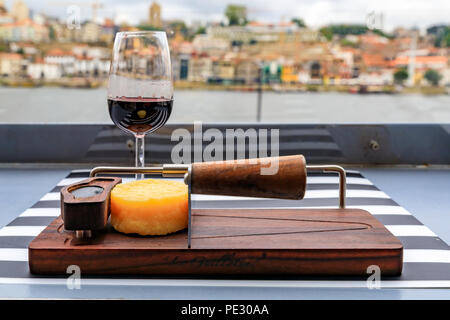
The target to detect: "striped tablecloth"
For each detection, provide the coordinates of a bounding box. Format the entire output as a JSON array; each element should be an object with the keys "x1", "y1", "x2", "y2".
[
  {"x1": 0, "y1": 170, "x2": 449, "y2": 289},
  {"x1": 83, "y1": 125, "x2": 346, "y2": 164}
]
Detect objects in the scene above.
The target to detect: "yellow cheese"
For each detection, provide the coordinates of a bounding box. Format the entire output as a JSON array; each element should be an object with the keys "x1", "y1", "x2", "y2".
[{"x1": 110, "y1": 179, "x2": 188, "y2": 236}]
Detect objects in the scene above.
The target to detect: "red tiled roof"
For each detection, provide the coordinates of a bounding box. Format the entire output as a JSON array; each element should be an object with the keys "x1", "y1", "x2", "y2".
[
  {"x1": 103, "y1": 18, "x2": 115, "y2": 27},
  {"x1": 2, "y1": 19, "x2": 46, "y2": 28},
  {"x1": 0, "y1": 53, "x2": 22, "y2": 60},
  {"x1": 362, "y1": 54, "x2": 390, "y2": 67},
  {"x1": 46, "y1": 49, "x2": 73, "y2": 57},
  {"x1": 392, "y1": 55, "x2": 447, "y2": 66},
  {"x1": 247, "y1": 21, "x2": 265, "y2": 27},
  {"x1": 341, "y1": 47, "x2": 360, "y2": 54},
  {"x1": 75, "y1": 55, "x2": 93, "y2": 61},
  {"x1": 359, "y1": 34, "x2": 388, "y2": 44}
]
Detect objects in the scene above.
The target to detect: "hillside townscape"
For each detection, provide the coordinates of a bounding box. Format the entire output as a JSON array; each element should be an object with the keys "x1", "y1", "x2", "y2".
[{"x1": 0, "y1": 1, "x2": 449, "y2": 94}]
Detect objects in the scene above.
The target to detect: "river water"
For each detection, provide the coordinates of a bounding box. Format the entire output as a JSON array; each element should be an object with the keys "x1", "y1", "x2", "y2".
[{"x1": 1, "y1": 87, "x2": 449, "y2": 123}]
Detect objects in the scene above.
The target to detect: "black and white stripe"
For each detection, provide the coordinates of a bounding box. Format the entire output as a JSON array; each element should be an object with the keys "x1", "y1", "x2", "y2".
[
  {"x1": 84, "y1": 126, "x2": 345, "y2": 163},
  {"x1": 0, "y1": 170, "x2": 448, "y2": 288}
]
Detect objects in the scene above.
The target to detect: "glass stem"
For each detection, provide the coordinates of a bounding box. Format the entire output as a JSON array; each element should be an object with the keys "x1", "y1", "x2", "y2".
[{"x1": 135, "y1": 134, "x2": 145, "y2": 180}]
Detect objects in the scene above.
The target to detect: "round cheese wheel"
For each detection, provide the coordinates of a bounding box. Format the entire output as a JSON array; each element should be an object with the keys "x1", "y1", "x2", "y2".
[{"x1": 110, "y1": 179, "x2": 188, "y2": 236}]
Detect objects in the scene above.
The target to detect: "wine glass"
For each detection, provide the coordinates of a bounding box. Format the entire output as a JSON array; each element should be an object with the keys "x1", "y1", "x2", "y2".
[{"x1": 107, "y1": 31, "x2": 173, "y2": 179}]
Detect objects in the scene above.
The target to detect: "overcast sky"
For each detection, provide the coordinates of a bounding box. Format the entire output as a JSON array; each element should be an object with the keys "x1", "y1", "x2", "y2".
[{"x1": 5, "y1": 0, "x2": 450, "y2": 31}]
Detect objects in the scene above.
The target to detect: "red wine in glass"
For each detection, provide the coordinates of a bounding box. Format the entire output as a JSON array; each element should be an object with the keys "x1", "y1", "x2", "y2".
[
  {"x1": 108, "y1": 31, "x2": 173, "y2": 179},
  {"x1": 108, "y1": 97, "x2": 173, "y2": 135}
]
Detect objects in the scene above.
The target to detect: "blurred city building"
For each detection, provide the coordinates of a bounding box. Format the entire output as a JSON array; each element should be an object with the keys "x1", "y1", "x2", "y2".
[
  {"x1": 11, "y1": 0, "x2": 29, "y2": 22},
  {"x1": 149, "y1": 2, "x2": 162, "y2": 28},
  {"x1": 0, "y1": 0, "x2": 448, "y2": 89}
]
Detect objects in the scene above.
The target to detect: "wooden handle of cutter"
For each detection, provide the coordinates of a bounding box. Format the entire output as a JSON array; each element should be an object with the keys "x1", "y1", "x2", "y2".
[{"x1": 191, "y1": 155, "x2": 307, "y2": 200}]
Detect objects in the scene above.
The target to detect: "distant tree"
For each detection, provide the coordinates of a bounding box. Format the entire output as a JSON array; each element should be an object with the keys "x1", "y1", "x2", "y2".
[
  {"x1": 329, "y1": 24, "x2": 368, "y2": 36},
  {"x1": 225, "y1": 4, "x2": 247, "y2": 26},
  {"x1": 0, "y1": 42, "x2": 8, "y2": 52},
  {"x1": 137, "y1": 24, "x2": 163, "y2": 31},
  {"x1": 231, "y1": 40, "x2": 243, "y2": 47},
  {"x1": 169, "y1": 21, "x2": 188, "y2": 37},
  {"x1": 393, "y1": 69, "x2": 408, "y2": 85},
  {"x1": 319, "y1": 27, "x2": 333, "y2": 41},
  {"x1": 444, "y1": 32, "x2": 450, "y2": 47},
  {"x1": 49, "y1": 25, "x2": 56, "y2": 41},
  {"x1": 371, "y1": 28, "x2": 394, "y2": 39},
  {"x1": 319, "y1": 24, "x2": 392, "y2": 42},
  {"x1": 340, "y1": 38, "x2": 359, "y2": 48},
  {"x1": 427, "y1": 24, "x2": 447, "y2": 36},
  {"x1": 195, "y1": 26, "x2": 206, "y2": 35},
  {"x1": 424, "y1": 69, "x2": 442, "y2": 86},
  {"x1": 433, "y1": 26, "x2": 450, "y2": 47},
  {"x1": 291, "y1": 18, "x2": 306, "y2": 28}
]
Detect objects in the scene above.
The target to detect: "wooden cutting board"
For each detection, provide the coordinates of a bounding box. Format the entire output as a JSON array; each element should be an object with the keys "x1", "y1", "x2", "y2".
[{"x1": 28, "y1": 208, "x2": 403, "y2": 276}]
